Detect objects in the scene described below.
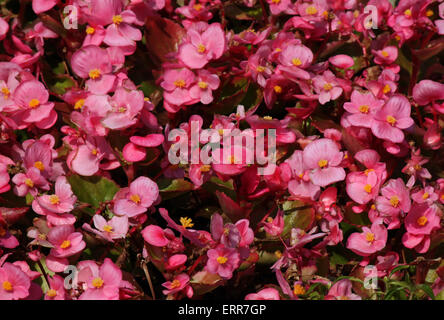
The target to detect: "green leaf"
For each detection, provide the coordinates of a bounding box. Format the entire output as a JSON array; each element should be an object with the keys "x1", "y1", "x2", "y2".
[
  {"x1": 50, "y1": 76, "x2": 76, "y2": 95},
  {"x1": 436, "y1": 289, "x2": 444, "y2": 300},
  {"x1": 282, "y1": 201, "x2": 314, "y2": 237},
  {"x1": 389, "y1": 265, "x2": 411, "y2": 277},
  {"x1": 158, "y1": 178, "x2": 194, "y2": 200},
  {"x1": 67, "y1": 174, "x2": 120, "y2": 208},
  {"x1": 416, "y1": 284, "x2": 435, "y2": 300}
]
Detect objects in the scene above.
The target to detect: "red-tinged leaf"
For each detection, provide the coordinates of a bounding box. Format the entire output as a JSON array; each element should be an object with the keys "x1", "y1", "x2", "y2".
[
  {"x1": 215, "y1": 191, "x2": 252, "y2": 222},
  {"x1": 0, "y1": 207, "x2": 29, "y2": 225}
]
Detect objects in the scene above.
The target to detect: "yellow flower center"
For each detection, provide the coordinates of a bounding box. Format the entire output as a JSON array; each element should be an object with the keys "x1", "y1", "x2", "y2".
[
  {"x1": 293, "y1": 284, "x2": 306, "y2": 295},
  {"x1": 38, "y1": 233, "x2": 46, "y2": 240},
  {"x1": 426, "y1": 10, "x2": 433, "y2": 17},
  {"x1": 103, "y1": 225, "x2": 113, "y2": 233},
  {"x1": 306, "y1": 6, "x2": 318, "y2": 15},
  {"x1": 47, "y1": 289, "x2": 57, "y2": 297},
  {"x1": 323, "y1": 83, "x2": 333, "y2": 91},
  {"x1": 218, "y1": 128, "x2": 224, "y2": 136},
  {"x1": 274, "y1": 250, "x2": 282, "y2": 259},
  {"x1": 92, "y1": 277, "x2": 104, "y2": 288},
  {"x1": 272, "y1": 0, "x2": 280, "y2": 3},
  {"x1": 359, "y1": 105, "x2": 369, "y2": 113},
  {"x1": 112, "y1": 15, "x2": 123, "y2": 25},
  {"x1": 364, "y1": 184, "x2": 372, "y2": 193},
  {"x1": 274, "y1": 85, "x2": 282, "y2": 93},
  {"x1": 29, "y1": 99, "x2": 40, "y2": 108},
  {"x1": 323, "y1": 10, "x2": 329, "y2": 19},
  {"x1": 229, "y1": 155, "x2": 236, "y2": 164},
  {"x1": 417, "y1": 216, "x2": 428, "y2": 226},
  {"x1": 365, "y1": 232, "x2": 375, "y2": 243},
  {"x1": 318, "y1": 159, "x2": 328, "y2": 168},
  {"x1": 193, "y1": 4, "x2": 202, "y2": 11},
  {"x1": 89, "y1": 69, "x2": 101, "y2": 80},
  {"x1": 34, "y1": 161, "x2": 45, "y2": 171},
  {"x1": 381, "y1": 51, "x2": 389, "y2": 57},
  {"x1": 197, "y1": 44, "x2": 206, "y2": 53},
  {"x1": 60, "y1": 240, "x2": 71, "y2": 249},
  {"x1": 386, "y1": 115, "x2": 397, "y2": 126},
  {"x1": 422, "y1": 192, "x2": 429, "y2": 200},
  {"x1": 174, "y1": 79, "x2": 186, "y2": 88},
  {"x1": 91, "y1": 148, "x2": 98, "y2": 156},
  {"x1": 292, "y1": 58, "x2": 302, "y2": 66},
  {"x1": 364, "y1": 168, "x2": 374, "y2": 176},
  {"x1": 180, "y1": 217, "x2": 194, "y2": 229},
  {"x1": 200, "y1": 165, "x2": 211, "y2": 172},
  {"x1": 25, "y1": 178, "x2": 34, "y2": 188},
  {"x1": 414, "y1": 164, "x2": 422, "y2": 171},
  {"x1": 0, "y1": 226, "x2": 6, "y2": 237},
  {"x1": 217, "y1": 256, "x2": 228, "y2": 264},
  {"x1": 49, "y1": 195, "x2": 60, "y2": 205},
  {"x1": 86, "y1": 26, "x2": 95, "y2": 35},
  {"x1": 389, "y1": 196, "x2": 399, "y2": 207},
  {"x1": 167, "y1": 279, "x2": 180, "y2": 290},
  {"x1": 198, "y1": 81, "x2": 208, "y2": 89},
  {"x1": 130, "y1": 194, "x2": 141, "y2": 204},
  {"x1": 382, "y1": 84, "x2": 391, "y2": 94},
  {"x1": 256, "y1": 66, "x2": 266, "y2": 73},
  {"x1": 74, "y1": 99, "x2": 85, "y2": 110},
  {"x1": 404, "y1": 9, "x2": 412, "y2": 17},
  {"x1": 2, "y1": 281, "x2": 12, "y2": 291},
  {"x1": 263, "y1": 116, "x2": 273, "y2": 120},
  {"x1": 1, "y1": 87, "x2": 10, "y2": 99}
]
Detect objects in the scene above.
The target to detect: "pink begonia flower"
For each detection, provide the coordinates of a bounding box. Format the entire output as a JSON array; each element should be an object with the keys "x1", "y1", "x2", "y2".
[
  {"x1": 371, "y1": 95, "x2": 414, "y2": 143},
  {"x1": 78, "y1": 258, "x2": 122, "y2": 300},
  {"x1": 346, "y1": 222, "x2": 388, "y2": 257},
  {"x1": 263, "y1": 209, "x2": 284, "y2": 237},
  {"x1": 402, "y1": 203, "x2": 441, "y2": 253},
  {"x1": 36, "y1": 176, "x2": 76, "y2": 214},
  {"x1": 302, "y1": 138, "x2": 346, "y2": 187},
  {"x1": 32, "y1": 0, "x2": 57, "y2": 14},
  {"x1": 189, "y1": 70, "x2": 220, "y2": 104},
  {"x1": 175, "y1": 1, "x2": 213, "y2": 22},
  {"x1": 0, "y1": 17, "x2": 9, "y2": 41},
  {"x1": 372, "y1": 46, "x2": 398, "y2": 65},
  {"x1": 278, "y1": 43, "x2": 313, "y2": 80},
  {"x1": 245, "y1": 287, "x2": 280, "y2": 300},
  {"x1": 101, "y1": 88, "x2": 144, "y2": 130},
  {"x1": 162, "y1": 273, "x2": 193, "y2": 298},
  {"x1": 313, "y1": 70, "x2": 343, "y2": 105},
  {"x1": 267, "y1": 0, "x2": 293, "y2": 15},
  {"x1": 47, "y1": 224, "x2": 86, "y2": 258},
  {"x1": 328, "y1": 54, "x2": 354, "y2": 69},
  {"x1": 122, "y1": 133, "x2": 165, "y2": 163},
  {"x1": 12, "y1": 167, "x2": 49, "y2": 197},
  {"x1": 206, "y1": 245, "x2": 240, "y2": 279},
  {"x1": 113, "y1": 176, "x2": 159, "y2": 217},
  {"x1": 165, "y1": 254, "x2": 187, "y2": 271},
  {"x1": 411, "y1": 186, "x2": 438, "y2": 204},
  {"x1": 325, "y1": 279, "x2": 361, "y2": 300},
  {"x1": 82, "y1": 25, "x2": 106, "y2": 47},
  {"x1": 436, "y1": 3, "x2": 444, "y2": 34},
  {"x1": 142, "y1": 225, "x2": 169, "y2": 247},
  {"x1": 70, "y1": 45, "x2": 116, "y2": 95},
  {"x1": 376, "y1": 178, "x2": 411, "y2": 220},
  {"x1": 346, "y1": 170, "x2": 379, "y2": 205},
  {"x1": 84, "y1": 0, "x2": 142, "y2": 47},
  {"x1": 12, "y1": 80, "x2": 56, "y2": 127},
  {"x1": 343, "y1": 90, "x2": 384, "y2": 128},
  {"x1": 0, "y1": 262, "x2": 31, "y2": 300},
  {"x1": 83, "y1": 215, "x2": 128, "y2": 242},
  {"x1": 243, "y1": 46, "x2": 272, "y2": 87},
  {"x1": 412, "y1": 80, "x2": 444, "y2": 106},
  {"x1": 45, "y1": 275, "x2": 66, "y2": 300},
  {"x1": 178, "y1": 23, "x2": 226, "y2": 69},
  {"x1": 161, "y1": 68, "x2": 197, "y2": 107},
  {"x1": 0, "y1": 156, "x2": 13, "y2": 194}
]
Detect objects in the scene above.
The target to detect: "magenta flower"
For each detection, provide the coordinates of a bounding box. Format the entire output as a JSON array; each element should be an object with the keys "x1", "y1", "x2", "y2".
[
  {"x1": 343, "y1": 90, "x2": 384, "y2": 128},
  {"x1": 189, "y1": 70, "x2": 220, "y2": 104},
  {"x1": 376, "y1": 178, "x2": 411, "y2": 218},
  {"x1": 142, "y1": 225, "x2": 169, "y2": 247},
  {"x1": 178, "y1": 23, "x2": 226, "y2": 69},
  {"x1": 325, "y1": 279, "x2": 361, "y2": 300},
  {"x1": 48, "y1": 225, "x2": 86, "y2": 258},
  {"x1": 45, "y1": 275, "x2": 66, "y2": 300},
  {"x1": 12, "y1": 167, "x2": 49, "y2": 197},
  {"x1": 32, "y1": 0, "x2": 57, "y2": 14},
  {"x1": 267, "y1": 0, "x2": 292, "y2": 15},
  {"x1": 0, "y1": 262, "x2": 31, "y2": 300},
  {"x1": 346, "y1": 222, "x2": 388, "y2": 257},
  {"x1": 373, "y1": 46, "x2": 398, "y2": 65},
  {"x1": 302, "y1": 138, "x2": 346, "y2": 187},
  {"x1": 412, "y1": 80, "x2": 444, "y2": 106},
  {"x1": 278, "y1": 43, "x2": 313, "y2": 80},
  {"x1": 371, "y1": 95, "x2": 414, "y2": 143},
  {"x1": 206, "y1": 245, "x2": 240, "y2": 279},
  {"x1": 162, "y1": 273, "x2": 193, "y2": 298},
  {"x1": 113, "y1": 176, "x2": 159, "y2": 217}
]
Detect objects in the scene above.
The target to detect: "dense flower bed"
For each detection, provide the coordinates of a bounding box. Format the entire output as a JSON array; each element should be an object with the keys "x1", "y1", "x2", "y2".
[{"x1": 0, "y1": 0, "x2": 443, "y2": 300}]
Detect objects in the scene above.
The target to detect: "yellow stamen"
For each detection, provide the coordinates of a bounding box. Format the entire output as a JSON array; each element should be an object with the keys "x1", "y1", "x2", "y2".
[
  {"x1": 293, "y1": 284, "x2": 306, "y2": 295},
  {"x1": 170, "y1": 279, "x2": 181, "y2": 289},
  {"x1": 414, "y1": 164, "x2": 422, "y2": 171},
  {"x1": 364, "y1": 184, "x2": 372, "y2": 193},
  {"x1": 422, "y1": 192, "x2": 429, "y2": 200},
  {"x1": 47, "y1": 289, "x2": 57, "y2": 297},
  {"x1": 2, "y1": 281, "x2": 12, "y2": 291},
  {"x1": 263, "y1": 116, "x2": 273, "y2": 120},
  {"x1": 130, "y1": 194, "x2": 141, "y2": 204},
  {"x1": 198, "y1": 81, "x2": 208, "y2": 89},
  {"x1": 217, "y1": 256, "x2": 228, "y2": 264},
  {"x1": 404, "y1": 9, "x2": 412, "y2": 17},
  {"x1": 256, "y1": 66, "x2": 266, "y2": 73},
  {"x1": 382, "y1": 84, "x2": 391, "y2": 94},
  {"x1": 112, "y1": 15, "x2": 123, "y2": 25},
  {"x1": 274, "y1": 250, "x2": 282, "y2": 259},
  {"x1": 389, "y1": 196, "x2": 399, "y2": 207},
  {"x1": 426, "y1": 10, "x2": 433, "y2": 17},
  {"x1": 272, "y1": 0, "x2": 280, "y2": 3},
  {"x1": 365, "y1": 232, "x2": 375, "y2": 243},
  {"x1": 417, "y1": 216, "x2": 428, "y2": 226},
  {"x1": 381, "y1": 51, "x2": 389, "y2": 57},
  {"x1": 118, "y1": 107, "x2": 127, "y2": 113},
  {"x1": 174, "y1": 79, "x2": 186, "y2": 88},
  {"x1": 92, "y1": 277, "x2": 104, "y2": 288},
  {"x1": 1, "y1": 87, "x2": 10, "y2": 99},
  {"x1": 103, "y1": 225, "x2": 113, "y2": 233},
  {"x1": 49, "y1": 195, "x2": 60, "y2": 205},
  {"x1": 274, "y1": 85, "x2": 282, "y2": 93},
  {"x1": 86, "y1": 26, "x2": 95, "y2": 35},
  {"x1": 193, "y1": 4, "x2": 202, "y2": 11},
  {"x1": 266, "y1": 217, "x2": 274, "y2": 223},
  {"x1": 292, "y1": 58, "x2": 302, "y2": 66},
  {"x1": 364, "y1": 169, "x2": 374, "y2": 176},
  {"x1": 91, "y1": 148, "x2": 98, "y2": 156},
  {"x1": 34, "y1": 161, "x2": 45, "y2": 171},
  {"x1": 60, "y1": 240, "x2": 71, "y2": 249},
  {"x1": 200, "y1": 165, "x2": 211, "y2": 172},
  {"x1": 25, "y1": 178, "x2": 34, "y2": 188},
  {"x1": 74, "y1": 99, "x2": 85, "y2": 110},
  {"x1": 386, "y1": 115, "x2": 397, "y2": 126},
  {"x1": 89, "y1": 69, "x2": 101, "y2": 80},
  {"x1": 29, "y1": 99, "x2": 40, "y2": 108},
  {"x1": 318, "y1": 159, "x2": 328, "y2": 168},
  {"x1": 359, "y1": 105, "x2": 369, "y2": 113},
  {"x1": 306, "y1": 6, "x2": 318, "y2": 15},
  {"x1": 197, "y1": 44, "x2": 206, "y2": 53},
  {"x1": 180, "y1": 217, "x2": 194, "y2": 229},
  {"x1": 323, "y1": 83, "x2": 333, "y2": 91}
]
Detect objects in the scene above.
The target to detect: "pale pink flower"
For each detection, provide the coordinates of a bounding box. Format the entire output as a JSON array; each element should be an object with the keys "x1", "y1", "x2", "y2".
[
  {"x1": 205, "y1": 245, "x2": 240, "y2": 279},
  {"x1": 343, "y1": 90, "x2": 384, "y2": 128},
  {"x1": 313, "y1": 71, "x2": 343, "y2": 105},
  {"x1": 45, "y1": 275, "x2": 66, "y2": 300},
  {"x1": 346, "y1": 222, "x2": 387, "y2": 256},
  {"x1": 0, "y1": 262, "x2": 31, "y2": 300},
  {"x1": 189, "y1": 70, "x2": 220, "y2": 104},
  {"x1": 36, "y1": 176, "x2": 76, "y2": 214},
  {"x1": 48, "y1": 225, "x2": 86, "y2": 258},
  {"x1": 83, "y1": 215, "x2": 129, "y2": 242}
]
